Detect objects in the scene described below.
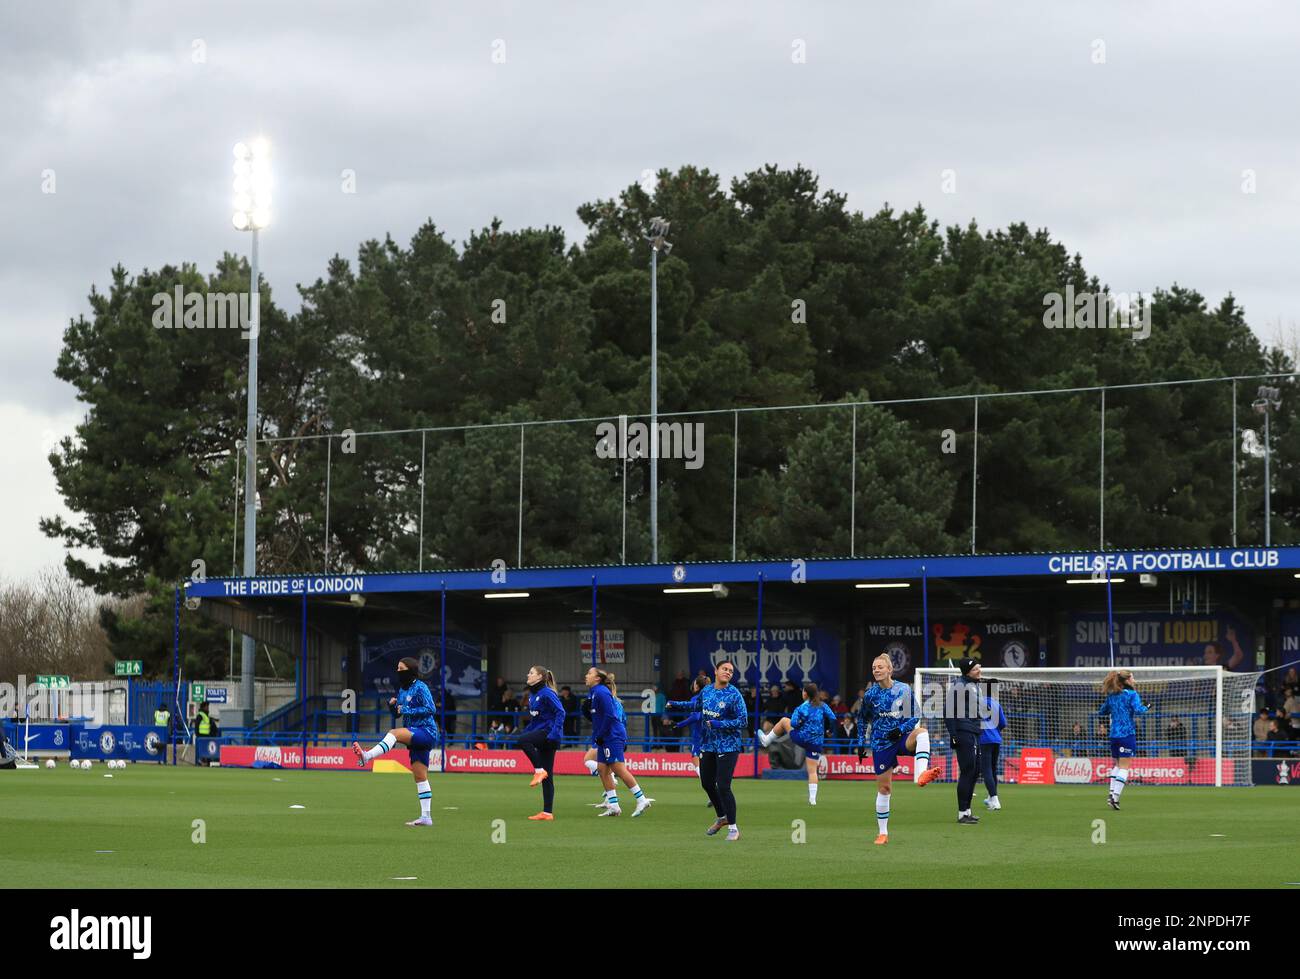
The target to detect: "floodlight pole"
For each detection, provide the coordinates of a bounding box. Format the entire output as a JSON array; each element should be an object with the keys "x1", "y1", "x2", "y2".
[
  {"x1": 240, "y1": 227, "x2": 260, "y2": 722},
  {"x1": 650, "y1": 243, "x2": 659, "y2": 563},
  {"x1": 1264, "y1": 406, "x2": 1272, "y2": 546}
]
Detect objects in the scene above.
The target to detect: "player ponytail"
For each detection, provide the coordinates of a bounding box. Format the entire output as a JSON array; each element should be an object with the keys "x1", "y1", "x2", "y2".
[
  {"x1": 802, "y1": 681, "x2": 819, "y2": 701},
  {"x1": 1101, "y1": 670, "x2": 1133, "y2": 696},
  {"x1": 529, "y1": 665, "x2": 557, "y2": 692}
]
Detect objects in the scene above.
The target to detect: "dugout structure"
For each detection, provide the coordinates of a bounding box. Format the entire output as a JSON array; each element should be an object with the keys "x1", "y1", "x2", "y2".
[{"x1": 180, "y1": 544, "x2": 1298, "y2": 784}]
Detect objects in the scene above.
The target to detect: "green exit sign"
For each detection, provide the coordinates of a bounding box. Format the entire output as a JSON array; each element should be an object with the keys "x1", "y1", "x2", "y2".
[
  {"x1": 190, "y1": 683, "x2": 205, "y2": 703},
  {"x1": 35, "y1": 675, "x2": 70, "y2": 689},
  {"x1": 114, "y1": 661, "x2": 143, "y2": 677}
]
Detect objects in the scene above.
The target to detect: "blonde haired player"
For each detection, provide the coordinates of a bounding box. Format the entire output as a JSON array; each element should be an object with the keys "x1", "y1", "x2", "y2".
[
  {"x1": 854, "y1": 654, "x2": 938, "y2": 845},
  {"x1": 1098, "y1": 669, "x2": 1151, "y2": 810}
]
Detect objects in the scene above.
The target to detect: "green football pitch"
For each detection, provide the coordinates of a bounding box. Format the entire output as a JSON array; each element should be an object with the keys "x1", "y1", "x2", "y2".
[{"x1": 2, "y1": 766, "x2": 1296, "y2": 888}]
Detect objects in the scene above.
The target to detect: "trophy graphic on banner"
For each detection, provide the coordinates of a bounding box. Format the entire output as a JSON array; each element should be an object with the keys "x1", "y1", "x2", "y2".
[
  {"x1": 773, "y1": 645, "x2": 797, "y2": 684},
  {"x1": 795, "y1": 644, "x2": 818, "y2": 683},
  {"x1": 733, "y1": 646, "x2": 756, "y2": 685}
]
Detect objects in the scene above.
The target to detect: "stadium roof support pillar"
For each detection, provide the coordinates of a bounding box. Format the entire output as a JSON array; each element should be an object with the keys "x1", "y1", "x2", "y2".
[
  {"x1": 921, "y1": 566, "x2": 930, "y2": 668},
  {"x1": 299, "y1": 593, "x2": 307, "y2": 770},
  {"x1": 439, "y1": 583, "x2": 447, "y2": 773},
  {"x1": 171, "y1": 587, "x2": 181, "y2": 766},
  {"x1": 753, "y1": 572, "x2": 765, "y2": 773}
]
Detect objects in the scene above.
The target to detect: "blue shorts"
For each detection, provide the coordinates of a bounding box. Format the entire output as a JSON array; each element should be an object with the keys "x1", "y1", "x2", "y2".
[
  {"x1": 407, "y1": 728, "x2": 436, "y2": 767},
  {"x1": 598, "y1": 741, "x2": 626, "y2": 765},
  {"x1": 790, "y1": 732, "x2": 823, "y2": 761},
  {"x1": 1110, "y1": 735, "x2": 1137, "y2": 760},
  {"x1": 871, "y1": 735, "x2": 910, "y2": 775}
]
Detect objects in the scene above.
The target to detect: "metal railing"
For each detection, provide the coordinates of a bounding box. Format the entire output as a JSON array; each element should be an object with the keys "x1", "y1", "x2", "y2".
[{"x1": 226, "y1": 372, "x2": 1300, "y2": 574}]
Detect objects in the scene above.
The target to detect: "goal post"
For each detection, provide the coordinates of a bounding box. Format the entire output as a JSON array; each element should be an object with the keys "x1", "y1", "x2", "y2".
[{"x1": 912, "y1": 666, "x2": 1257, "y2": 787}]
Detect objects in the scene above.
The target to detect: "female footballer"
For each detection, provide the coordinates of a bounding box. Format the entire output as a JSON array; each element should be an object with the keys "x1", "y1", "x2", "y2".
[
  {"x1": 518, "y1": 665, "x2": 565, "y2": 820},
  {"x1": 669, "y1": 660, "x2": 747, "y2": 841},
  {"x1": 585, "y1": 667, "x2": 653, "y2": 816},
  {"x1": 1098, "y1": 669, "x2": 1151, "y2": 810},
  {"x1": 756, "y1": 681, "x2": 837, "y2": 805},
  {"x1": 855, "y1": 654, "x2": 938, "y2": 845},
  {"x1": 351, "y1": 657, "x2": 440, "y2": 826}
]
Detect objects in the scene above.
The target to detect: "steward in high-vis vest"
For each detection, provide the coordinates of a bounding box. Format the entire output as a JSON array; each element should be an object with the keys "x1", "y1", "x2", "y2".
[
  {"x1": 154, "y1": 704, "x2": 170, "y2": 728},
  {"x1": 196, "y1": 702, "x2": 212, "y2": 736}
]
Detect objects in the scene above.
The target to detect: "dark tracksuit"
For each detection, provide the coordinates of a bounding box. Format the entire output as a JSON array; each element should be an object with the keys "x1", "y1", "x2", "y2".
[
  {"x1": 945, "y1": 674, "x2": 982, "y2": 814},
  {"x1": 979, "y1": 697, "x2": 1006, "y2": 798},
  {"x1": 518, "y1": 685, "x2": 565, "y2": 813}
]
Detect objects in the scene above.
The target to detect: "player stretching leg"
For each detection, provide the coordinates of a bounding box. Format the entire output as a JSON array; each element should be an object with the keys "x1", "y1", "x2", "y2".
[
  {"x1": 668, "y1": 675, "x2": 712, "y2": 805},
  {"x1": 585, "y1": 668, "x2": 654, "y2": 817},
  {"x1": 756, "y1": 682, "x2": 837, "y2": 805},
  {"x1": 351, "y1": 657, "x2": 440, "y2": 826},
  {"x1": 1099, "y1": 669, "x2": 1150, "y2": 810},
  {"x1": 856, "y1": 654, "x2": 938, "y2": 845},
  {"x1": 517, "y1": 666, "x2": 565, "y2": 821}
]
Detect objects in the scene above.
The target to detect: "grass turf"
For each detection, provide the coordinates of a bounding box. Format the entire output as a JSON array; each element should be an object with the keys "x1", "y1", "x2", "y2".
[{"x1": 1, "y1": 765, "x2": 1296, "y2": 888}]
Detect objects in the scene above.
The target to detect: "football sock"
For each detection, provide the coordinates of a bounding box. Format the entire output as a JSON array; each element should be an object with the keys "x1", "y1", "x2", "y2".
[
  {"x1": 1110, "y1": 768, "x2": 1128, "y2": 797},
  {"x1": 809, "y1": 782, "x2": 819, "y2": 802},
  {"x1": 875, "y1": 792, "x2": 890, "y2": 834},
  {"x1": 913, "y1": 729, "x2": 930, "y2": 776},
  {"x1": 584, "y1": 759, "x2": 599, "y2": 775},
  {"x1": 363, "y1": 732, "x2": 397, "y2": 761},
  {"x1": 417, "y1": 780, "x2": 431, "y2": 817}
]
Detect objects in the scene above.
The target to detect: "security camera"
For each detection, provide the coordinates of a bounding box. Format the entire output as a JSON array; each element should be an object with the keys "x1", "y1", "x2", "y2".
[
  {"x1": 184, "y1": 596, "x2": 201, "y2": 611},
  {"x1": 711, "y1": 583, "x2": 729, "y2": 599}
]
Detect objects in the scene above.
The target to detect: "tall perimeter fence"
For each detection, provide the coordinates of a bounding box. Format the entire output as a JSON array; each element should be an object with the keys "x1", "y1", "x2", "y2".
[{"x1": 225, "y1": 372, "x2": 1300, "y2": 573}]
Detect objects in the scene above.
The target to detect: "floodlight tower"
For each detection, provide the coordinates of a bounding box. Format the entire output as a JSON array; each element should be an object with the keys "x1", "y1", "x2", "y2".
[
  {"x1": 232, "y1": 138, "x2": 271, "y2": 722},
  {"x1": 1253, "y1": 385, "x2": 1282, "y2": 545},
  {"x1": 646, "y1": 217, "x2": 671, "y2": 563}
]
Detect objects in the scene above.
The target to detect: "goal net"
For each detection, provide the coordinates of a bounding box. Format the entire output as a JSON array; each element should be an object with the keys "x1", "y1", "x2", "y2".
[{"x1": 913, "y1": 666, "x2": 1257, "y2": 787}]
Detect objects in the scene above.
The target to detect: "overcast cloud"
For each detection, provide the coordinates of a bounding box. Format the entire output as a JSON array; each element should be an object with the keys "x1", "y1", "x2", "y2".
[{"x1": 3, "y1": 0, "x2": 1297, "y2": 580}]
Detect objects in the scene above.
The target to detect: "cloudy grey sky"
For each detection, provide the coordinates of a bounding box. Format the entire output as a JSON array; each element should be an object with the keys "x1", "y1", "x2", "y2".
[{"x1": 2, "y1": 0, "x2": 1297, "y2": 581}]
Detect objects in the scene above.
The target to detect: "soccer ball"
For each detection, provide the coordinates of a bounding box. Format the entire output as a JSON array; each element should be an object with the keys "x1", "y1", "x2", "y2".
[
  {"x1": 79, "y1": 760, "x2": 91, "y2": 770},
  {"x1": 45, "y1": 759, "x2": 55, "y2": 769}
]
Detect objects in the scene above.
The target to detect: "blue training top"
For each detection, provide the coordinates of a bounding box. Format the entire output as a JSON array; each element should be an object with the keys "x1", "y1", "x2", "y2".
[
  {"x1": 1098, "y1": 688, "x2": 1148, "y2": 740},
  {"x1": 525, "y1": 686, "x2": 566, "y2": 741},
  {"x1": 855, "y1": 681, "x2": 920, "y2": 752},
  {"x1": 789, "y1": 699, "x2": 837, "y2": 749},
  {"x1": 590, "y1": 683, "x2": 627, "y2": 745},
  {"x1": 669, "y1": 684, "x2": 748, "y2": 753},
  {"x1": 397, "y1": 679, "x2": 440, "y2": 738},
  {"x1": 980, "y1": 697, "x2": 1006, "y2": 745}
]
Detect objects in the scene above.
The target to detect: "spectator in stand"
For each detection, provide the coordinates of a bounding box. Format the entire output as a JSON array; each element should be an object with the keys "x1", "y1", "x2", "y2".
[
  {"x1": 1282, "y1": 667, "x2": 1300, "y2": 690},
  {"x1": 1285, "y1": 687, "x2": 1300, "y2": 719},
  {"x1": 851, "y1": 687, "x2": 867, "y2": 714},
  {"x1": 559, "y1": 685, "x2": 581, "y2": 738},
  {"x1": 442, "y1": 687, "x2": 457, "y2": 738},
  {"x1": 834, "y1": 712, "x2": 856, "y2": 748},
  {"x1": 653, "y1": 686, "x2": 666, "y2": 719},
  {"x1": 763, "y1": 685, "x2": 784, "y2": 723},
  {"x1": 657, "y1": 714, "x2": 678, "y2": 750},
  {"x1": 1253, "y1": 708, "x2": 1271, "y2": 742},
  {"x1": 1165, "y1": 716, "x2": 1187, "y2": 749},
  {"x1": 830, "y1": 694, "x2": 847, "y2": 716},
  {"x1": 694, "y1": 668, "x2": 710, "y2": 689},
  {"x1": 669, "y1": 670, "x2": 690, "y2": 702},
  {"x1": 1266, "y1": 718, "x2": 1292, "y2": 757},
  {"x1": 781, "y1": 680, "x2": 801, "y2": 715},
  {"x1": 1067, "y1": 721, "x2": 1086, "y2": 757}
]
